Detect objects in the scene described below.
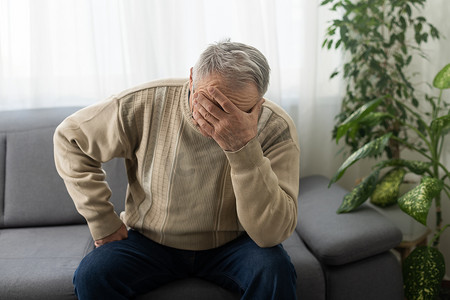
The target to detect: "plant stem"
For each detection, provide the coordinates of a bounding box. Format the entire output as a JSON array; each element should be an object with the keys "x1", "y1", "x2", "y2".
[
  {"x1": 390, "y1": 136, "x2": 450, "y2": 176},
  {"x1": 429, "y1": 223, "x2": 450, "y2": 248},
  {"x1": 390, "y1": 135, "x2": 432, "y2": 160},
  {"x1": 442, "y1": 185, "x2": 450, "y2": 200},
  {"x1": 399, "y1": 121, "x2": 432, "y2": 150},
  {"x1": 388, "y1": 100, "x2": 434, "y2": 149},
  {"x1": 433, "y1": 90, "x2": 443, "y2": 120},
  {"x1": 434, "y1": 194, "x2": 442, "y2": 246},
  {"x1": 435, "y1": 91, "x2": 445, "y2": 159},
  {"x1": 437, "y1": 135, "x2": 445, "y2": 161}
]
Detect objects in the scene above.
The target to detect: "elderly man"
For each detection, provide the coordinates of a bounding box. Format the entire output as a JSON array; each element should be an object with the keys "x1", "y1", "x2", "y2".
[{"x1": 54, "y1": 41, "x2": 300, "y2": 300}]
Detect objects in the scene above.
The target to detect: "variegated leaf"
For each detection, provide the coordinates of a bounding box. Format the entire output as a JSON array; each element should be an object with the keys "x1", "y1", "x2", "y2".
[
  {"x1": 337, "y1": 169, "x2": 380, "y2": 213},
  {"x1": 398, "y1": 176, "x2": 443, "y2": 225},
  {"x1": 430, "y1": 114, "x2": 450, "y2": 135},
  {"x1": 370, "y1": 168, "x2": 406, "y2": 207},
  {"x1": 329, "y1": 133, "x2": 392, "y2": 186},
  {"x1": 433, "y1": 63, "x2": 450, "y2": 90},
  {"x1": 403, "y1": 246, "x2": 445, "y2": 300}
]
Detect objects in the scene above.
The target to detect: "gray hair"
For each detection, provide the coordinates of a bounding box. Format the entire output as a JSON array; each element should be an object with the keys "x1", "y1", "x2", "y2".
[{"x1": 193, "y1": 40, "x2": 270, "y2": 97}]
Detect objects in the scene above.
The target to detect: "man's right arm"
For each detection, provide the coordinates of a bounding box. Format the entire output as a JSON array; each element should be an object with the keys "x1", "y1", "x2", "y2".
[{"x1": 53, "y1": 99, "x2": 130, "y2": 241}]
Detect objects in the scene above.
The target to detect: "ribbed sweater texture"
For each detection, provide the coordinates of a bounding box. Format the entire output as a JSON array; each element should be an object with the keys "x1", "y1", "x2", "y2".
[{"x1": 54, "y1": 78, "x2": 300, "y2": 250}]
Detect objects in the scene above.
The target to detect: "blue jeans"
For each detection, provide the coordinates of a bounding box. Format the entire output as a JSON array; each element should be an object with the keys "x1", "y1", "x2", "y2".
[{"x1": 73, "y1": 230, "x2": 297, "y2": 300}]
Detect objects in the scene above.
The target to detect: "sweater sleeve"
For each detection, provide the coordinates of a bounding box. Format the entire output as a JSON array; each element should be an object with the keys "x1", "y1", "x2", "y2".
[
  {"x1": 225, "y1": 136, "x2": 300, "y2": 248},
  {"x1": 53, "y1": 99, "x2": 130, "y2": 240}
]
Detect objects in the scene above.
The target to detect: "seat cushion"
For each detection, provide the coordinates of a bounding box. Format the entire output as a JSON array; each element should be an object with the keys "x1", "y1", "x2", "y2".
[
  {"x1": 0, "y1": 225, "x2": 323, "y2": 300},
  {"x1": 297, "y1": 175, "x2": 402, "y2": 266},
  {"x1": 0, "y1": 225, "x2": 93, "y2": 300}
]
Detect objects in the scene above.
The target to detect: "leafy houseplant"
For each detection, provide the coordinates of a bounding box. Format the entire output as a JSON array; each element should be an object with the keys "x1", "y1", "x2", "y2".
[
  {"x1": 329, "y1": 64, "x2": 450, "y2": 299},
  {"x1": 321, "y1": 0, "x2": 440, "y2": 160},
  {"x1": 320, "y1": 1, "x2": 447, "y2": 297}
]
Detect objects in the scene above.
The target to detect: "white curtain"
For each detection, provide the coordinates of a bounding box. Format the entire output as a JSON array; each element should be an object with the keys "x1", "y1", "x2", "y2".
[
  {"x1": 1, "y1": 0, "x2": 448, "y2": 181},
  {"x1": 0, "y1": 0, "x2": 345, "y2": 179}
]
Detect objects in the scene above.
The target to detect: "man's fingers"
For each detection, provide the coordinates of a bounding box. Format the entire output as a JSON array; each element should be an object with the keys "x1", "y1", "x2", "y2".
[
  {"x1": 207, "y1": 87, "x2": 238, "y2": 114},
  {"x1": 250, "y1": 98, "x2": 265, "y2": 116},
  {"x1": 193, "y1": 110, "x2": 214, "y2": 137},
  {"x1": 94, "y1": 224, "x2": 128, "y2": 248},
  {"x1": 196, "y1": 103, "x2": 218, "y2": 123},
  {"x1": 194, "y1": 92, "x2": 226, "y2": 120}
]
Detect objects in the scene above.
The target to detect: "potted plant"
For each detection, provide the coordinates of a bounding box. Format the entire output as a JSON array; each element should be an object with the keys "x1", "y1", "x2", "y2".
[{"x1": 328, "y1": 63, "x2": 450, "y2": 299}]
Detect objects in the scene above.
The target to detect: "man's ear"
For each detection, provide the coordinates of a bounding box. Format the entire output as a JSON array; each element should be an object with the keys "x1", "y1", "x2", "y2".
[{"x1": 189, "y1": 67, "x2": 193, "y2": 90}]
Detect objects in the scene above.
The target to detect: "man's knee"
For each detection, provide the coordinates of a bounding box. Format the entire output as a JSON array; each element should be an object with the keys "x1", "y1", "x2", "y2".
[
  {"x1": 255, "y1": 245, "x2": 296, "y2": 281},
  {"x1": 238, "y1": 244, "x2": 297, "y2": 299},
  {"x1": 73, "y1": 244, "x2": 129, "y2": 298},
  {"x1": 73, "y1": 249, "x2": 108, "y2": 293}
]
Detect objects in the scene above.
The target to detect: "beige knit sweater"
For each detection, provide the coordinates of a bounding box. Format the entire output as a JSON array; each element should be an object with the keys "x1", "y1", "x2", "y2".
[{"x1": 54, "y1": 78, "x2": 300, "y2": 250}]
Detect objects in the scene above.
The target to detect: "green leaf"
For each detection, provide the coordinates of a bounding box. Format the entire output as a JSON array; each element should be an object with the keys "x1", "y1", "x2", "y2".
[
  {"x1": 335, "y1": 98, "x2": 383, "y2": 143},
  {"x1": 359, "y1": 112, "x2": 390, "y2": 127},
  {"x1": 375, "y1": 159, "x2": 432, "y2": 175},
  {"x1": 433, "y1": 63, "x2": 450, "y2": 89},
  {"x1": 337, "y1": 169, "x2": 380, "y2": 213},
  {"x1": 401, "y1": 45, "x2": 407, "y2": 54},
  {"x1": 320, "y1": 0, "x2": 334, "y2": 6},
  {"x1": 398, "y1": 177, "x2": 443, "y2": 225},
  {"x1": 399, "y1": 16, "x2": 407, "y2": 30},
  {"x1": 370, "y1": 168, "x2": 406, "y2": 207},
  {"x1": 430, "y1": 114, "x2": 450, "y2": 135},
  {"x1": 406, "y1": 55, "x2": 412, "y2": 65},
  {"x1": 329, "y1": 133, "x2": 392, "y2": 186},
  {"x1": 430, "y1": 25, "x2": 440, "y2": 39},
  {"x1": 405, "y1": 4, "x2": 412, "y2": 17},
  {"x1": 417, "y1": 17, "x2": 426, "y2": 23},
  {"x1": 403, "y1": 246, "x2": 445, "y2": 300},
  {"x1": 330, "y1": 71, "x2": 339, "y2": 79},
  {"x1": 327, "y1": 40, "x2": 333, "y2": 50}
]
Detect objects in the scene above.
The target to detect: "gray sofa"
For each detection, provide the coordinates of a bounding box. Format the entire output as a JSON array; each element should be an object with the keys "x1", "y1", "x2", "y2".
[{"x1": 0, "y1": 107, "x2": 404, "y2": 300}]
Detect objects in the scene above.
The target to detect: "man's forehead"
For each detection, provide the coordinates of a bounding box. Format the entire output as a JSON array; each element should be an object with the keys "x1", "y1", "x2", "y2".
[{"x1": 194, "y1": 74, "x2": 260, "y2": 111}]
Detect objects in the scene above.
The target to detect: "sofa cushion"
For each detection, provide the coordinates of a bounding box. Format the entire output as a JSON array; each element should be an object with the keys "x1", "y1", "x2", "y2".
[
  {"x1": 325, "y1": 251, "x2": 403, "y2": 300},
  {"x1": 4, "y1": 127, "x2": 85, "y2": 227},
  {"x1": 0, "y1": 226, "x2": 321, "y2": 300},
  {"x1": 0, "y1": 225, "x2": 93, "y2": 300},
  {"x1": 0, "y1": 107, "x2": 127, "y2": 228},
  {"x1": 297, "y1": 175, "x2": 402, "y2": 266}
]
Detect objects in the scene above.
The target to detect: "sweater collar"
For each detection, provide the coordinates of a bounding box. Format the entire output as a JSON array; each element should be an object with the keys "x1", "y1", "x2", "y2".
[{"x1": 181, "y1": 80, "x2": 201, "y2": 132}]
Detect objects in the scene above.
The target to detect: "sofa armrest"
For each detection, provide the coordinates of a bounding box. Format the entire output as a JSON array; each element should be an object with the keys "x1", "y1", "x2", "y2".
[{"x1": 296, "y1": 175, "x2": 402, "y2": 266}]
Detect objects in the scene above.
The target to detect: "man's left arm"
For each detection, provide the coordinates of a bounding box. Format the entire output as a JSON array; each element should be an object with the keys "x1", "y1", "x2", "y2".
[
  {"x1": 192, "y1": 87, "x2": 300, "y2": 248},
  {"x1": 226, "y1": 137, "x2": 300, "y2": 248}
]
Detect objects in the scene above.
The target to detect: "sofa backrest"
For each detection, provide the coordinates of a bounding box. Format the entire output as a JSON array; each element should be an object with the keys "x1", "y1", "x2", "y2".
[{"x1": 0, "y1": 107, "x2": 127, "y2": 229}]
